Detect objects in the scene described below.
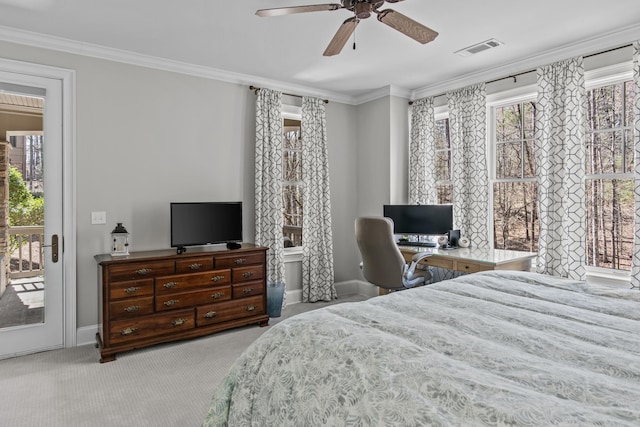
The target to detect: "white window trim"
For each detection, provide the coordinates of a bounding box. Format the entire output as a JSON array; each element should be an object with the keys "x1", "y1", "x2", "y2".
[
  {"x1": 487, "y1": 88, "x2": 537, "y2": 249},
  {"x1": 583, "y1": 68, "x2": 634, "y2": 280},
  {"x1": 282, "y1": 104, "x2": 303, "y2": 251},
  {"x1": 284, "y1": 246, "x2": 303, "y2": 263}
]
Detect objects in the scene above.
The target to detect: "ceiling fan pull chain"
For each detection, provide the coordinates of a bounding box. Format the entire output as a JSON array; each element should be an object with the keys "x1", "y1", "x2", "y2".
[{"x1": 353, "y1": 27, "x2": 357, "y2": 51}]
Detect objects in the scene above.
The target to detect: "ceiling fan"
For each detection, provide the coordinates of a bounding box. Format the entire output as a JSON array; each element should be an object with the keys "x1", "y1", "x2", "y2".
[{"x1": 256, "y1": 0, "x2": 438, "y2": 56}]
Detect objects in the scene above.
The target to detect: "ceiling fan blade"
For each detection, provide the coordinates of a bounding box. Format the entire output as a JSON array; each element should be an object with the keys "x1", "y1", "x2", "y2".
[
  {"x1": 323, "y1": 17, "x2": 359, "y2": 56},
  {"x1": 377, "y1": 9, "x2": 438, "y2": 44},
  {"x1": 256, "y1": 4, "x2": 342, "y2": 17}
]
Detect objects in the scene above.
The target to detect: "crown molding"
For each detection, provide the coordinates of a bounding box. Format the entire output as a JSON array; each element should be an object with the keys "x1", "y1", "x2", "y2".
[
  {"x1": 352, "y1": 85, "x2": 412, "y2": 105},
  {"x1": 0, "y1": 25, "x2": 357, "y2": 105},
  {"x1": 411, "y1": 23, "x2": 640, "y2": 100}
]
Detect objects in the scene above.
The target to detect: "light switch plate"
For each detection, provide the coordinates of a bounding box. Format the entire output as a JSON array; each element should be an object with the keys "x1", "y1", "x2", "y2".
[{"x1": 91, "y1": 211, "x2": 106, "y2": 225}]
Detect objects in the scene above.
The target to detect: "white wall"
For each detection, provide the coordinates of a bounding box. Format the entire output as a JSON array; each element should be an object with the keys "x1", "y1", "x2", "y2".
[
  {"x1": 0, "y1": 39, "x2": 360, "y2": 329},
  {"x1": 389, "y1": 95, "x2": 409, "y2": 204},
  {"x1": 355, "y1": 97, "x2": 391, "y2": 216}
]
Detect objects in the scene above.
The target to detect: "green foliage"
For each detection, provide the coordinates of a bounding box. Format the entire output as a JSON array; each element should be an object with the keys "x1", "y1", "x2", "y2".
[
  {"x1": 8, "y1": 166, "x2": 44, "y2": 253},
  {"x1": 8, "y1": 165, "x2": 44, "y2": 227}
]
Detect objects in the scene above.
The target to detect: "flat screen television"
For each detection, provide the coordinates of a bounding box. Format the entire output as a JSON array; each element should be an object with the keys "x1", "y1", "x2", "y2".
[
  {"x1": 383, "y1": 204, "x2": 453, "y2": 235},
  {"x1": 170, "y1": 202, "x2": 242, "y2": 253}
]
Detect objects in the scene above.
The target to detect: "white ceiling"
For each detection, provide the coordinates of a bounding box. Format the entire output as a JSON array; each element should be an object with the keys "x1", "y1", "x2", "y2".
[{"x1": 0, "y1": 0, "x2": 639, "y2": 103}]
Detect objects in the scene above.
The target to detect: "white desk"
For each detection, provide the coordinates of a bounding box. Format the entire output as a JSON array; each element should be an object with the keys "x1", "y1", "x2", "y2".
[{"x1": 399, "y1": 246, "x2": 536, "y2": 273}]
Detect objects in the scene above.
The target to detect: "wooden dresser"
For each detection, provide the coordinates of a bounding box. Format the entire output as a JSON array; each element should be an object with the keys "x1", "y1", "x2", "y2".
[{"x1": 95, "y1": 244, "x2": 269, "y2": 362}]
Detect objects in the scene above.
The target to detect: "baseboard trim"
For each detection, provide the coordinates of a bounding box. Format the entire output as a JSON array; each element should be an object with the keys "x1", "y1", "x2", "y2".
[{"x1": 76, "y1": 325, "x2": 98, "y2": 347}]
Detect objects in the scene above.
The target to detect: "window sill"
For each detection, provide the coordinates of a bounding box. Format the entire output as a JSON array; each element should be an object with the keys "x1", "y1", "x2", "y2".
[
  {"x1": 284, "y1": 247, "x2": 303, "y2": 263},
  {"x1": 585, "y1": 266, "x2": 631, "y2": 288}
]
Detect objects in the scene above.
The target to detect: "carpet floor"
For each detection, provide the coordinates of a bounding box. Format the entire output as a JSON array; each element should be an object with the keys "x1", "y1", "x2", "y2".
[{"x1": 0, "y1": 294, "x2": 367, "y2": 427}]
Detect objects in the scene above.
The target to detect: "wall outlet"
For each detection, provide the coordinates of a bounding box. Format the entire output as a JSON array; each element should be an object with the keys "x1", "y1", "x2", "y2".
[{"x1": 91, "y1": 211, "x2": 107, "y2": 225}]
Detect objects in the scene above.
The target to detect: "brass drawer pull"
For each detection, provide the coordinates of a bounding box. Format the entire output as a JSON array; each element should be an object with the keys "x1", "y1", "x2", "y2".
[
  {"x1": 164, "y1": 299, "x2": 179, "y2": 307},
  {"x1": 234, "y1": 258, "x2": 246, "y2": 265},
  {"x1": 211, "y1": 275, "x2": 225, "y2": 282},
  {"x1": 136, "y1": 268, "x2": 152, "y2": 276},
  {"x1": 189, "y1": 263, "x2": 203, "y2": 270},
  {"x1": 171, "y1": 318, "x2": 187, "y2": 326},
  {"x1": 242, "y1": 288, "x2": 253, "y2": 294},
  {"x1": 242, "y1": 272, "x2": 253, "y2": 278},
  {"x1": 120, "y1": 327, "x2": 138, "y2": 336},
  {"x1": 246, "y1": 305, "x2": 256, "y2": 312},
  {"x1": 163, "y1": 281, "x2": 179, "y2": 289},
  {"x1": 204, "y1": 311, "x2": 217, "y2": 319},
  {"x1": 211, "y1": 292, "x2": 224, "y2": 299},
  {"x1": 123, "y1": 305, "x2": 140, "y2": 313},
  {"x1": 124, "y1": 286, "x2": 140, "y2": 294}
]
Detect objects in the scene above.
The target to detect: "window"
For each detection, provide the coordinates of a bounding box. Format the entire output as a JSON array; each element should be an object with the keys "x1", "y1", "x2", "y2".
[
  {"x1": 282, "y1": 118, "x2": 303, "y2": 247},
  {"x1": 434, "y1": 118, "x2": 452, "y2": 203},
  {"x1": 585, "y1": 80, "x2": 634, "y2": 270},
  {"x1": 492, "y1": 101, "x2": 539, "y2": 252}
]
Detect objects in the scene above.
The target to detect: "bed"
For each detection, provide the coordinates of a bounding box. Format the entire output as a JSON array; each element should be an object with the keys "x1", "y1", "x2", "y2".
[{"x1": 203, "y1": 271, "x2": 640, "y2": 426}]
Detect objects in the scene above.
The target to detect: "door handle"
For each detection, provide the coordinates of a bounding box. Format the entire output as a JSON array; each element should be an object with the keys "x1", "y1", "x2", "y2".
[{"x1": 42, "y1": 234, "x2": 59, "y2": 263}]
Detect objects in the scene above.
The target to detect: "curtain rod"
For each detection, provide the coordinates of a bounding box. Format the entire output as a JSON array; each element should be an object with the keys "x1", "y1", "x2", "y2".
[
  {"x1": 249, "y1": 85, "x2": 329, "y2": 104},
  {"x1": 408, "y1": 43, "x2": 633, "y2": 105}
]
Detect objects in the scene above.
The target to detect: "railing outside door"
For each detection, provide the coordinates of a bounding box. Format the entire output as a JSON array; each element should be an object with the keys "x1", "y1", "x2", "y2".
[{"x1": 8, "y1": 225, "x2": 44, "y2": 279}]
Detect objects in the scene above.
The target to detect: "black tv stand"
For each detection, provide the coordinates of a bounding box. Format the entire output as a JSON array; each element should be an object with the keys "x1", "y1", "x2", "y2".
[
  {"x1": 176, "y1": 246, "x2": 187, "y2": 255},
  {"x1": 226, "y1": 242, "x2": 242, "y2": 250}
]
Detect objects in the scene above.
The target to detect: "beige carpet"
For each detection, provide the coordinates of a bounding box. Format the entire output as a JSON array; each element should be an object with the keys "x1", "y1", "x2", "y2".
[{"x1": 0, "y1": 295, "x2": 367, "y2": 427}]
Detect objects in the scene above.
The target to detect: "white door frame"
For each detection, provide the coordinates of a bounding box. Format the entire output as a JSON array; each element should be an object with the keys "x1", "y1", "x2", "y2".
[{"x1": 0, "y1": 57, "x2": 76, "y2": 349}]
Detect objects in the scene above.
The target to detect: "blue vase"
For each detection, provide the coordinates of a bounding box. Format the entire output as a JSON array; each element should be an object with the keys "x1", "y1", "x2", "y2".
[{"x1": 266, "y1": 281, "x2": 285, "y2": 318}]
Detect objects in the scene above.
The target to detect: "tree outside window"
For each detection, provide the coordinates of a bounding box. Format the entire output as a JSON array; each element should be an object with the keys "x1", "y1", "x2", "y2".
[
  {"x1": 435, "y1": 118, "x2": 452, "y2": 203},
  {"x1": 282, "y1": 118, "x2": 303, "y2": 247},
  {"x1": 493, "y1": 101, "x2": 539, "y2": 252},
  {"x1": 585, "y1": 81, "x2": 634, "y2": 270}
]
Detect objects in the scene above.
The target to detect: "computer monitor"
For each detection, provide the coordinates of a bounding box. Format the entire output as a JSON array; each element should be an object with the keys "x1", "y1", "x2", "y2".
[{"x1": 383, "y1": 204, "x2": 453, "y2": 235}]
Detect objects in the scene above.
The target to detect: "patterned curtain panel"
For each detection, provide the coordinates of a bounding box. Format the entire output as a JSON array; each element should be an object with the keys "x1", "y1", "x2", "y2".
[
  {"x1": 301, "y1": 96, "x2": 337, "y2": 302},
  {"x1": 631, "y1": 41, "x2": 640, "y2": 290},
  {"x1": 535, "y1": 57, "x2": 586, "y2": 280},
  {"x1": 409, "y1": 97, "x2": 437, "y2": 204},
  {"x1": 447, "y1": 83, "x2": 489, "y2": 247},
  {"x1": 255, "y1": 88, "x2": 286, "y2": 293}
]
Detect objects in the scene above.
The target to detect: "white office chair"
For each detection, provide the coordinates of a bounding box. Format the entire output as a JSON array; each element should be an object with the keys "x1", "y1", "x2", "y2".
[{"x1": 355, "y1": 216, "x2": 432, "y2": 293}]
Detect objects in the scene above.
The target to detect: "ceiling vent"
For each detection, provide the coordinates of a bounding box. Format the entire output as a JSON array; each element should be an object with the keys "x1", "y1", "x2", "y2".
[{"x1": 455, "y1": 39, "x2": 503, "y2": 57}]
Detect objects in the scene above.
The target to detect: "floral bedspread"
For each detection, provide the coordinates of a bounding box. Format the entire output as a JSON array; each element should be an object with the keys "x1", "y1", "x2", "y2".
[{"x1": 203, "y1": 271, "x2": 640, "y2": 426}]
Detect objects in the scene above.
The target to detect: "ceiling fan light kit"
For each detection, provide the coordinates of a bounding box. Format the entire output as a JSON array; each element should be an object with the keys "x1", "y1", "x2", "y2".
[{"x1": 256, "y1": 0, "x2": 438, "y2": 56}]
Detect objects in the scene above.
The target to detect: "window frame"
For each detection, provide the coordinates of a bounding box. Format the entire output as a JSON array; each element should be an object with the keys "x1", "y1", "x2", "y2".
[
  {"x1": 282, "y1": 104, "x2": 304, "y2": 258},
  {"x1": 487, "y1": 86, "x2": 538, "y2": 250},
  {"x1": 584, "y1": 67, "x2": 634, "y2": 274},
  {"x1": 434, "y1": 108, "x2": 452, "y2": 204}
]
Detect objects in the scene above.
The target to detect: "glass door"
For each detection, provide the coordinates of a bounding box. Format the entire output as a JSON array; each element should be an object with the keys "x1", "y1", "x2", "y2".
[{"x1": 0, "y1": 71, "x2": 64, "y2": 359}]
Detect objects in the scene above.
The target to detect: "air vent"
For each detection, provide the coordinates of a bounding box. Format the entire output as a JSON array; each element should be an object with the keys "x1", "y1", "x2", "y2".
[{"x1": 455, "y1": 38, "x2": 503, "y2": 57}]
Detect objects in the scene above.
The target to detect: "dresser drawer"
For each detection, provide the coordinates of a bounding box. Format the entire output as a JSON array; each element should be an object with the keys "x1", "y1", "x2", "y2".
[
  {"x1": 453, "y1": 261, "x2": 490, "y2": 273},
  {"x1": 155, "y1": 287, "x2": 232, "y2": 312},
  {"x1": 155, "y1": 269, "x2": 231, "y2": 294},
  {"x1": 108, "y1": 260, "x2": 175, "y2": 282},
  {"x1": 109, "y1": 296, "x2": 154, "y2": 320},
  {"x1": 196, "y1": 296, "x2": 264, "y2": 326},
  {"x1": 109, "y1": 278, "x2": 154, "y2": 300},
  {"x1": 232, "y1": 265, "x2": 263, "y2": 283},
  {"x1": 216, "y1": 253, "x2": 264, "y2": 268},
  {"x1": 109, "y1": 309, "x2": 194, "y2": 345},
  {"x1": 175, "y1": 256, "x2": 214, "y2": 274},
  {"x1": 420, "y1": 256, "x2": 454, "y2": 270},
  {"x1": 232, "y1": 281, "x2": 264, "y2": 298}
]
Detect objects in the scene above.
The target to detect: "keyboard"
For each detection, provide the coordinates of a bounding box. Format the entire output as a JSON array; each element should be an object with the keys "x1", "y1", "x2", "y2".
[{"x1": 397, "y1": 241, "x2": 436, "y2": 248}]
